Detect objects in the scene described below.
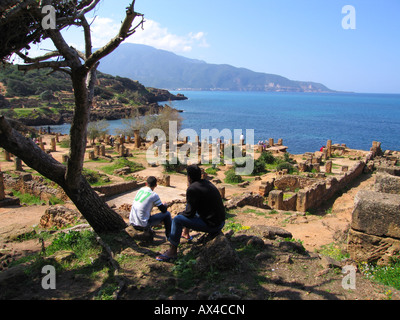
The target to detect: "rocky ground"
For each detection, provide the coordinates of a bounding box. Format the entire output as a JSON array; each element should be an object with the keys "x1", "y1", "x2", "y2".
[{"x1": 0, "y1": 134, "x2": 399, "y2": 301}]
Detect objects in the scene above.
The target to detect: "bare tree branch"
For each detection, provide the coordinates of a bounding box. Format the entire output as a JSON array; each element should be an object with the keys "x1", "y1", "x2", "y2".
[
  {"x1": 84, "y1": 1, "x2": 144, "y2": 71},
  {"x1": 17, "y1": 60, "x2": 70, "y2": 72},
  {"x1": 15, "y1": 50, "x2": 63, "y2": 63}
]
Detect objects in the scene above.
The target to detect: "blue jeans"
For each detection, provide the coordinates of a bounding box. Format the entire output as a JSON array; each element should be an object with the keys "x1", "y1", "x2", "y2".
[
  {"x1": 145, "y1": 211, "x2": 172, "y2": 238},
  {"x1": 168, "y1": 214, "x2": 225, "y2": 247}
]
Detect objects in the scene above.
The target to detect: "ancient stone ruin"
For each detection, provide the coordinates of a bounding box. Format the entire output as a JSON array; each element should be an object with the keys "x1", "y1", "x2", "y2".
[{"x1": 258, "y1": 141, "x2": 389, "y2": 213}]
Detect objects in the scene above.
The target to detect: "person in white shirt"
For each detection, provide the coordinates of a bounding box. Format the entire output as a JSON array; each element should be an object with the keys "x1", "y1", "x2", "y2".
[{"x1": 129, "y1": 176, "x2": 171, "y2": 239}]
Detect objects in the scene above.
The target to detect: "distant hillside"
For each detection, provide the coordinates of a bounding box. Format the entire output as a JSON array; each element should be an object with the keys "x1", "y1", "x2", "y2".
[
  {"x1": 98, "y1": 43, "x2": 334, "y2": 92},
  {"x1": 0, "y1": 63, "x2": 186, "y2": 126}
]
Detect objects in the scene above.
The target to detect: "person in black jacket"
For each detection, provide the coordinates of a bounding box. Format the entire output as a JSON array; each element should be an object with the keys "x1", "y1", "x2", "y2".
[{"x1": 156, "y1": 164, "x2": 226, "y2": 261}]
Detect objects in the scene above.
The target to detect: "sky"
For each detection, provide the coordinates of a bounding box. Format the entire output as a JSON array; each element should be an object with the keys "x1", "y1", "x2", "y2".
[{"x1": 29, "y1": 0, "x2": 400, "y2": 94}]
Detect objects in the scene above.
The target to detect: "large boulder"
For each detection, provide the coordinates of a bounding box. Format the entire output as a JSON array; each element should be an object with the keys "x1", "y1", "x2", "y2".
[
  {"x1": 194, "y1": 234, "x2": 241, "y2": 272},
  {"x1": 351, "y1": 190, "x2": 400, "y2": 239},
  {"x1": 374, "y1": 172, "x2": 400, "y2": 195},
  {"x1": 40, "y1": 206, "x2": 85, "y2": 229}
]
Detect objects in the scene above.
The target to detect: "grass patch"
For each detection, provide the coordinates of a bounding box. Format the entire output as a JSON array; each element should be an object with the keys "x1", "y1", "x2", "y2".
[
  {"x1": 12, "y1": 190, "x2": 45, "y2": 205},
  {"x1": 83, "y1": 168, "x2": 111, "y2": 186},
  {"x1": 223, "y1": 221, "x2": 250, "y2": 233},
  {"x1": 318, "y1": 243, "x2": 349, "y2": 261},
  {"x1": 101, "y1": 157, "x2": 144, "y2": 176},
  {"x1": 359, "y1": 256, "x2": 400, "y2": 290}
]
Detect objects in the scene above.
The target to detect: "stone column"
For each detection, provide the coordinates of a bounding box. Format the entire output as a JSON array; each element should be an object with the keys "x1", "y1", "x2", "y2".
[
  {"x1": 218, "y1": 186, "x2": 225, "y2": 199},
  {"x1": 327, "y1": 140, "x2": 332, "y2": 158},
  {"x1": 51, "y1": 137, "x2": 57, "y2": 152},
  {"x1": 269, "y1": 138, "x2": 274, "y2": 147},
  {"x1": 15, "y1": 157, "x2": 23, "y2": 171},
  {"x1": 4, "y1": 150, "x2": 11, "y2": 161},
  {"x1": 94, "y1": 145, "x2": 100, "y2": 157},
  {"x1": 100, "y1": 145, "x2": 106, "y2": 157},
  {"x1": 325, "y1": 160, "x2": 333, "y2": 174},
  {"x1": 134, "y1": 130, "x2": 141, "y2": 148},
  {"x1": 88, "y1": 150, "x2": 95, "y2": 160},
  {"x1": 120, "y1": 145, "x2": 126, "y2": 157},
  {"x1": 268, "y1": 190, "x2": 283, "y2": 210}
]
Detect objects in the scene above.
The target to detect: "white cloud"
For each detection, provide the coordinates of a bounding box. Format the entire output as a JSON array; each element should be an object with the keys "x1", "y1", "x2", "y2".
[{"x1": 91, "y1": 17, "x2": 209, "y2": 53}]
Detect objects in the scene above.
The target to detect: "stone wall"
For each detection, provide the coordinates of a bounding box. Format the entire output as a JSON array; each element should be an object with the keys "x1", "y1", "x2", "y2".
[
  {"x1": 267, "y1": 160, "x2": 366, "y2": 212},
  {"x1": 93, "y1": 180, "x2": 143, "y2": 197}
]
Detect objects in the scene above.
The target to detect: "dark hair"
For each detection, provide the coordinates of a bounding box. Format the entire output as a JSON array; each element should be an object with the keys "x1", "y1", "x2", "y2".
[
  {"x1": 146, "y1": 176, "x2": 157, "y2": 188},
  {"x1": 187, "y1": 164, "x2": 202, "y2": 182}
]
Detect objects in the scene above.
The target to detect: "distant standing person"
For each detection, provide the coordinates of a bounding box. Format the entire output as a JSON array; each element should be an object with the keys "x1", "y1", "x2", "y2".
[
  {"x1": 156, "y1": 165, "x2": 226, "y2": 261},
  {"x1": 240, "y1": 133, "x2": 244, "y2": 145},
  {"x1": 129, "y1": 176, "x2": 172, "y2": 239}
]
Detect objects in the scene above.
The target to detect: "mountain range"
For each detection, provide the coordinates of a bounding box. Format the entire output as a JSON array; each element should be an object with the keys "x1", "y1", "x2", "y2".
[{"x1": 98, "y1": 43, "x2": 334, "y2": 93}]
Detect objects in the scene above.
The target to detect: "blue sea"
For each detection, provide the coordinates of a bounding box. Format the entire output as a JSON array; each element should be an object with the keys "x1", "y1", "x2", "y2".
[{"x1": 48, "y1": 91, "x2": 400, "y2": 155}]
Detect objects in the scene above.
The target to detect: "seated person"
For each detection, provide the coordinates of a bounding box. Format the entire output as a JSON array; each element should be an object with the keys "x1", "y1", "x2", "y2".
[
  {"x1": 156, "y1": 165, "x2": 226, "y2": 261},
  {"x1": 129, "y1": 176, "x2": 171, "y2": 239}
]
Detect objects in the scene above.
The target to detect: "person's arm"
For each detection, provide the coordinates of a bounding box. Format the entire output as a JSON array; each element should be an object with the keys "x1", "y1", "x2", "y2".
[
  {"x1": 152, "y1": 193, "x2": 168, "y2": 213},
  {"x1": 181, "y1": 188, "x2": 198, "y2": 218},
  {"x1": 157, "y1": 203, "x2": 168, "y2": 213}
]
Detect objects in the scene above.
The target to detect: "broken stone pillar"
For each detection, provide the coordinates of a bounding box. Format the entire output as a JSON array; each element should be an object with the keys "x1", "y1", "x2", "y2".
[
  {"x1": 277, "y1": 139, "x2": 283, "y2": 146},
  {"x1": 134, "y1": 130, "x2": 141, "y2": 148},
  {"x1": 268, "y1": 190, "x2": 283, "y2": 210},
  {"x1": 158, "y1": 175, "x2": 170, "y2": 187},
  {"x1": 119, "y1": 145, "x2": 126, "y2": 157},
  {"x1": 298, "y1": 162, "x2": 308, "y2": 173},
  {"x1": 327, "y1": 140, "x2": 332, "y2": 158},
  {"x1": 312, "y1": 163, "x2": 320, "y2": 173},
  {"x1": 4, "y1": 150, "x2": 11, "y2": 161},
  {"x1": 15, "y1": 157, "x2": 23, "y2": 171},
  {"x1": 50, "y1": 137, "x2": 56, "y2": 152},
  {"x1": 322, "y1": 148, "x2": 328, "y2": 160},
  {"x1": 259, "y1": 178, "x2": 275, "y2": 197},
  {"x1": 94, "y1": 145, "x2": 100, "y2": 157},
  {"x1": 0, "y1": 171, "x2": 5, "y2": 201},
  {"x1": 40, "y1": 142, "x2": 45, "y2": 151},
  {"x1": 88, "y1": 150, "x2": 95, "y2": 160},
  {"x1": 218, "y1": 186, "x2": 225, "y2": 199},
  {"x1": 325, "y1": 160, "x2": 333, "y2": 174},
  {"x1": 296, "y1": 190, "x2": 309, "y2": 212},
  {"x1": 269, "y1": 138, "x2": 274, "y2": 147},
  {"x1": 100, "y1": 145, "x2": 106, "y2": 157}
]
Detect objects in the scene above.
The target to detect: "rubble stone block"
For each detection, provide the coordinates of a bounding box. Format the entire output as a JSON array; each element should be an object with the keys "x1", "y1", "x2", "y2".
[{"x1": 351, "y1": 190, "x2": 400, "y2": 239}]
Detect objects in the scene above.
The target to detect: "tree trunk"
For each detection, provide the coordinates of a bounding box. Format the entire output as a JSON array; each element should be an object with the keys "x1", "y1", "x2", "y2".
[
  {"x1": 61, "y1": 177, "x2": 127, "y2": 233},
  {"x1": 0, "y1": 116, "x2": 127, "y2": 234}
]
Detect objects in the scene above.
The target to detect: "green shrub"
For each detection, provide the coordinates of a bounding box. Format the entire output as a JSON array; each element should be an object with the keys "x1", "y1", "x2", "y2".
[
  {"x1": 162, "y1": 157, "x2": 187, "y2": 173},
  {"x1": 224, "y1": 169, "x2": 243, "y2": 184},
  {"x1": 259, "y1": 151, "x2": 276, "y2": 164}
]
